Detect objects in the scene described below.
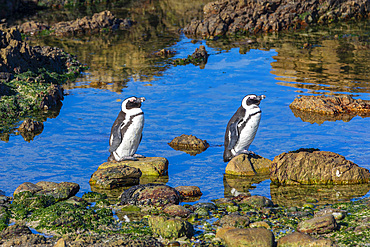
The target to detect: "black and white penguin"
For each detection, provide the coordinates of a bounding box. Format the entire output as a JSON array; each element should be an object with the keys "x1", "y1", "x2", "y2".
[
  {"x1": 108, "y1": 96, "x2": 146, "y2": 162},
  {"x1": 223, "y1": 94, "x2": 266, "y2": 162}
]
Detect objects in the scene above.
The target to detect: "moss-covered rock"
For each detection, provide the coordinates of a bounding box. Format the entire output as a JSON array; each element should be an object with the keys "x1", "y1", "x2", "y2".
[{"x1": 148, "y1": 216, "x2": 194, "y2": 240}]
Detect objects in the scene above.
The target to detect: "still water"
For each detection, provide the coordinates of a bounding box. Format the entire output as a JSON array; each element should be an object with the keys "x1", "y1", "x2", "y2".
[{"x1": 1, "y1": 12, "x2": 370, "y2": 204}]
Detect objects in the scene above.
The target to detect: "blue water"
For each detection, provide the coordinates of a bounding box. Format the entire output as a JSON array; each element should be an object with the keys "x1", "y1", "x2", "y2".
[{"x1": 1, "y1": 36, "x2": 369, "y2": 202}]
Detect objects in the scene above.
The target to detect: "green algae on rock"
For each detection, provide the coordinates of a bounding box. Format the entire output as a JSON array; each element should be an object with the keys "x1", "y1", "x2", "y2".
[
  {"x1": 148, "y1": 216, "x2": 194, "y2": 240},
  {"x1": 0, "y1": 27, "x2": 86, "y2": 135}
]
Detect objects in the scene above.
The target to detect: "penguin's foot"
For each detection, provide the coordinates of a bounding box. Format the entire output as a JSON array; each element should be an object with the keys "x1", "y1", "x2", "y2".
[
  {"x1": 118, "y1": 156, "x2": 139, "y2": 161},
  {"x1": 237, "y1": 150, "x2": 256, "y2": 156},
  {"x1": 133, "y1": 154, "x2": 146, "y2": 158}
]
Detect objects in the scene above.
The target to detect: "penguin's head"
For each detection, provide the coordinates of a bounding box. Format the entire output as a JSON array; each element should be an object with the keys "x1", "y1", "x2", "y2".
[
  {"x1": 242, "y1": 94, "x2": 265, "y2": 108},
  {"x1": 121, "y1": 96, "x2": 146, "y2": 112}
]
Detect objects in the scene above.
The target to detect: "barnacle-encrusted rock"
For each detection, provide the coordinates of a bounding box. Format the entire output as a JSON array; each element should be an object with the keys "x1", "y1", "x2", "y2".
[{"x1": 119, "y1": 183, "x2": 180, "y2": 207}]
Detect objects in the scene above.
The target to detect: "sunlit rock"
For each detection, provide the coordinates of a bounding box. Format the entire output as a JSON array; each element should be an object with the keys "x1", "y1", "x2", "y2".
[
  {"x1": 14, "y1": 181, "x2": 79, "y2": 201},
  {"x1": 271, "y1": 150, "x2": 370, "y2": 185},
  {"x1": 98, "y1": 157, "x2": 168, "y2": 176},
  {"x1": 119, "y1": 183, "x2": 180, "y2": 207},
  {"x1": 18, "y1": 118, "x2": 44, "y2": 142},
  {"x1": 216, "y1": 227, "x2": 275, "y2": 247},
  {"x1": 148, "y1": 216, "x2": 194, "y2": 240},
  {"x1": 297, "y1": 215, "x2": 338, "y2": 234},
  {"x1": 168, "y1": 134, "x2": 209, "y2": 156},
  {"x1": 218, "y1": 214, "x2": 250, "y2": 228},
  {"x1": 174, "y1": 185, "x2": 202, "y2": 202},
  {"x1": 163, "y1": 205, "x2": 192, "y2": 218},
  {"x1": 277, "y1": 231, "x2": 336, "y2": 246},
  {"x1": 225, "y1": 154, "x2": 271, "y2": 176},
  {"x1": 290, "y1": 95, "x2": 370, "y2": 122},
  {"x1": 315, "y1": 208, "x2": 347, "y2": 221},
  {"x1": 89, "y1": 165, "x2": 142, "y2": 190}
]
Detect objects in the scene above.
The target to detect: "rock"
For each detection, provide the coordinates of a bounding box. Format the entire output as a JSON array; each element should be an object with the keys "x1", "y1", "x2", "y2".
[
  {"x1": 183, "y1": 0, "x2": 370, "y2": 38},
  {"x1": 175, "y1": 186, "x2": 202, "y2": 201},
  {"x1": 163, "y1": 205, "x2": 192, "y2": 218},
  {"x1": 314, "y1": 208, "x2": 347, "y2": 220},
  {"x1": 216, "y1": 227, "x2": 275, "y2": 247},
  {"x1": 250, "y1": 221, "x2": 271, "y2": 229},
  {"x1": 192, "y1": 202, "x2": 217, "y2": 211},
  {"x1": 14, "y1": 181, "x2": 79, "y2": 201},
  {"x1": 172, "y1": 46, "x2": 209, "y2": 67},
  {"x1": 238, "y1": 195, "x2": 274, "y2": 208},
  {"x1": 219, "y1": 214, "x2": 250, "y2": 227},
  {"x1": 18, "y1": 119, "x2": 44, "y2": 141},
  {"x1": 0, "y1": 224, "x2": 47, "y2": 246},
  {"x1": 119, "y1": 183, "x2": 180, "y2": 207},
  {"x1": 277, "y1": 231, "x2": 336, "y2": 246},
  {"x1": 50, "y1": 10, "x2": 135, "y2": 36},
  {"x1": 89, "y1": 165, "x2": 142, "y2": 189},
  {"x1": 297, "y1": 215, "x2": 338, "y2": 234},
  {"x1": 270, "y1": 150, "x2": 370, "y2": 185},
  {"x1": 225, "y1": 154, "x2": 272, "y2": 176},
  {"x1": 290, "y1": 95, "x2": 370, "y2": 116},
  {"x1": 148, "y1": 216, "x2": 194, "y2": 240},
  {"x1": 212, "y1": 197, "x2": 237, "y2": 207},
  {"x1": 98, "y1": 157, "x2": 168, "y2": 176},
  {"x1": 168, "y1": 134, "x2": 209, "y2": 155},
  {"x1": 18, "y1": 21, "x2": 49, "y2": 35},
  {"x1": 54, "y1": 238, "x2": 66, "y2": 247}
]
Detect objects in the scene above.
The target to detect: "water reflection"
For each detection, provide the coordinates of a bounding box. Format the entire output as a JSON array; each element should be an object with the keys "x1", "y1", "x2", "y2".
[
  {"x1": 270, "y1": 184, "x2": 370, "y2": 207},
  {"x1": 223, "y1": 174, "x2": 270, "y2": 198}
]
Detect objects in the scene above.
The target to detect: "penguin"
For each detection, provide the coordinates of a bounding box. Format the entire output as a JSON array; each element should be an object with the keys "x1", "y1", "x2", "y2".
[
  {"x1": 223, "y1": 94, "x2": 266, "y2": 162},
  {"x1": 108, "y1": 96, "x2": 146, "y2": 162}
]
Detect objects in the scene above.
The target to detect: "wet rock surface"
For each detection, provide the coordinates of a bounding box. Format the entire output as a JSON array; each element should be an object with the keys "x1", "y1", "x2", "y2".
[
  {"x1": 172, "y1": 46, "x2": 209, "y2": 68},
  {"x1": 119, "y1": 183, "x2": 180, "y2": 207},
  {"x1": 297, "y1": 215, "x2": 338, "y2": 234},
  {"x1": 14, "y1": 181, "x2": 79, "y2": 201},
  {"x1": 184, "y1": 0, "x2": 370, "y2": 38},
  {"x1": 148, "y1": 216, "x2": 194, "y2": 240},
  {"x1": 175, "y1": 185, "x2": 202, "y2": 201},
  {"x1": 19, "y1": 10, "x2": 135, "y2": 36},
  {"x1": 225, "y1": 153, "x2": 272, "y2": 176},
  {"x1": 277, "y1": 231, "x2": 336, "y2": 246},
  {"x1": 290, "y1": 95, "x2": 370, "y2": 118},
  {"x1": 270, "y1": 150, "x2": 370, "y2": 185},
  {"x1": 89, "y1": 165, "x2": 142, "y2": 189},
  {"x1": 98, "y1": 157, "x2": 169, "y2": 176},
  {"x1": 168, "y1": 134, "x2": 209, "y2": 155},
  {"x1": 18, "y1": 118, "x2": 44, "y2": 141},
  {"x1": 216, "y1": 227, "x2": 275, "y2": 246},
  {"x1": 163, "y1": 205, "x2": 192, "y2": 218}
]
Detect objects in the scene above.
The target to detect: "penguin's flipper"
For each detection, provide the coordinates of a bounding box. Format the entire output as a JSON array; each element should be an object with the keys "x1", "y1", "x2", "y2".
[
  {"x1": 227, "y1": 120, "x2": 240, "y2": 150},
  {"x1": 109, "y1": 123, "x2": 123, "y2": 153}
]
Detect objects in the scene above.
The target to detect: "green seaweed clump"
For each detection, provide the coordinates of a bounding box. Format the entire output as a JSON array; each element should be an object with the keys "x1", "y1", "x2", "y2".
[{"x1": 82, "y1": 191, "x2": 108, "y2": 202}]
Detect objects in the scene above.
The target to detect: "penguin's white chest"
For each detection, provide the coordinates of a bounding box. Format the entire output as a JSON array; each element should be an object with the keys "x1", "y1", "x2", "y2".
[
  {"x1": 116, "y1": 114, "x2": 144, "y2": 157},
  {"x1": 234, "y1": 112, "x2": 261, "y2": 152}
]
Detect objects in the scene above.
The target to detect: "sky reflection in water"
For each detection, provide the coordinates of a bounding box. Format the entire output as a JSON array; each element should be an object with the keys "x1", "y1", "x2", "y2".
[{"x1": 0, "y1": 35, "x2": 369, "y2": 203}]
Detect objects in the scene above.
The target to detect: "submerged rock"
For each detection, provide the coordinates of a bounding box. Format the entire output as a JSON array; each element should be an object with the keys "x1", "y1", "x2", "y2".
[
  {"x1": 290, "y1": 95, "x2": 370, "y2": 117},
  {"x1": 119, "y1": 183, "x2": 180, "y2": 207},
  {"x1": 168, "y1": 134, "x2": 209, "y2": 155},
  {"x1": 270, "y1": 150, "x2": 370, "y2": 185},
  {"x1": 225, "y1": 154, "x2": 271, "y2": 176},
  {"x1": 98, "y1": 157, "x2": 168, "y2": 176}
]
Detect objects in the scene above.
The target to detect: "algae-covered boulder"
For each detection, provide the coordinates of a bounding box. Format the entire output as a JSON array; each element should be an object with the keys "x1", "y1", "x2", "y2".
[
  {"x1": 148, "y1": 216, "x2": 194, "y2": 240},
  {"x1": 172, "y1": 46, "x2": 209, "y2": 68},
  {"x1": 216, "y1": 227, "x2": 275, "y2": 247},
  {"x1": 270, "y1": 150, "x2": 370, "y2": 185},
  {"x1": 119, "y1": 183, "x2": 180, "y2": 207},
  {"x1": 168, "y1": 134, "x2": 209, "y2": 155},
  {"x1": 14, "y1": 181, "x2": 79, "y2": 201},
  {"x1": 297, "y1": 215, "x2": 338, "y2": 234},
  {"x1": 98, "y1": 157, "x2": 168, "y2": 176},
  {"x1": 225, "y1": 154, "x2": 271, "y2": 176},
  {"x1": 89, "y1": 165, "x2": 142, "y2": 190}
]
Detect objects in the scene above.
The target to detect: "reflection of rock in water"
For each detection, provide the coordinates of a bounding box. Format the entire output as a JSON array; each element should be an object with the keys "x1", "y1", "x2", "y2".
[
  {"x1": 223, "y1": 174, "x2": 269, "y2": 198},
  {"x1": 270, "y1": 184, "x2": 370, "y2": 207},
  {"x1": 290, "y1": 107, "x2": 358, "y2": 124},
  {"x1": 18, "y1": 119, "x2": 44, "y2": 142}
]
